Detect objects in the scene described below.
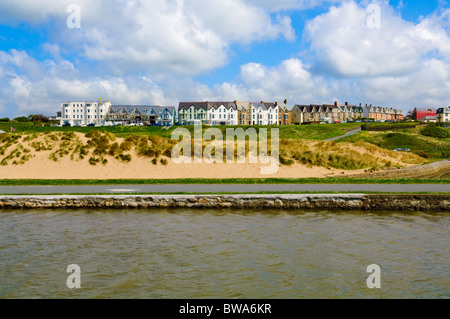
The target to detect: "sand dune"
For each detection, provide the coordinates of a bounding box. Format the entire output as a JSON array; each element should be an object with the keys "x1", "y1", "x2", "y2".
[{"x1": 0, "y1": 132, "x2": 420, "y2": 179}]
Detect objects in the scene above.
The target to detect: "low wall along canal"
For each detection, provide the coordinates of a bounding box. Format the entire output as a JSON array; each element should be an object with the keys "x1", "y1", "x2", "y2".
[{"x1": 0, "y1": 194, "x2": 448, "y2": 211}]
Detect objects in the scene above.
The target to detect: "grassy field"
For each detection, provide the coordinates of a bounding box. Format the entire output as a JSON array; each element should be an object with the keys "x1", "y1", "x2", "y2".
[
  {"x1": 1, "y1": 121, "x2": 362, "y2": 140},
  {"x1": 0, "y1": 178, "x2": 448, "y2": 186},
  {"x1": 337, "y1": 126, "x2": 449, "y2": 160}
]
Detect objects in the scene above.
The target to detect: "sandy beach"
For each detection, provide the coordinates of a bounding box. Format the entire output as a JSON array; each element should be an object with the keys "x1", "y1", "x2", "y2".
[
  {"x1": 0, "y1": 152, "x2": 348, "y2": 179},
  {"x1": 0, "y1": 132, "x2": 423, "y2": 179}
]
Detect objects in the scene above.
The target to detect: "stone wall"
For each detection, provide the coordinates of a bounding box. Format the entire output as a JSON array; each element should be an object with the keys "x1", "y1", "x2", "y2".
[{"x1": 0, "y1": 194, "x2": 448, "y2": 211}]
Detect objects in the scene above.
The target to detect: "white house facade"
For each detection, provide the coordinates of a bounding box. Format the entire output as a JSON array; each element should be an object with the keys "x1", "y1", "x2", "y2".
[
  {"x1": 436, "y1": 107, "x2": 450, "y2": 123},
  {"x1": 178, "y1": 102, "x2": 238, "y2": 125},
  {"x1": 60, "y1": 100, "x2": 111, "y2": 126}
]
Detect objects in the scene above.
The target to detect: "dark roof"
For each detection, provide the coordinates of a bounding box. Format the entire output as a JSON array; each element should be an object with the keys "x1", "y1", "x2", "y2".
[
  {"x1": 110, "y1": 105, "x2": 175, "y2": 115},
  {"x1": 178, "y1": 102, "x2": 237, "y2": 110},
  {"x1": 178, "y1": 102, "x2": 208, "y2": 110}
]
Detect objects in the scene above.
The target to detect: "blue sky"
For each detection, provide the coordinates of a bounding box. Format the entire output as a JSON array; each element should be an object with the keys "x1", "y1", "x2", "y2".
[{"x1": 0, "y1": 0, "x2": 449, "y2": 118}]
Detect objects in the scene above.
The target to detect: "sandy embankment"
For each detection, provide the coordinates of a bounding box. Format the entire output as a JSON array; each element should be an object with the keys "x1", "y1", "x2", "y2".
[
  {"x1": 0, "y1": 132, "x2": 421, "y2": 180},
  {"x1": 0, "y1": 150, "x2": 343, "y2": 179},
  {"x1": 0, "y1": 132, "x2": 355, "y2": 179}
]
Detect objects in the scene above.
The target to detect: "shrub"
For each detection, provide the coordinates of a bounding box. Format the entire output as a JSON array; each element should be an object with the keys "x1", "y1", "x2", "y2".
[
  {"x1": 279, "y1": 155, "x2": 294, "y2": 166},
  {"x1": 151, "y1": 158, "x2": 158, "y2": 165},
  {"x1": 117, "y1": 154, "x2": 131, "y2": 162},
  {"x1": 119, "y1": 141, "x2": 133, "y2": 152},
  {"x1": 160, "y1": 158, "x2": 168, "y2": 166},
  {"x1": 13, "y1": 116, "x2": 30, "y2": 122},
  {"x1": 108, "y1": 142, "x2": 120, "y2": 156},
  {"x1": 417, "y1": 151, "x2": 431, "y2": 158},
  {"x1": 0, "y1": 117, "x2": 10, "y2": 122},
  {"x1": 89, "y1": 157, "x2": 101, "y2": 165},
  {"x1": 420, "y1": 124, "x2": 450, "y2": 139},
  {"x1": 163, "y1": 149, "x2": 172, "y2": 157},
  {"x1": 61, "y1": 132, "x2": 76, "y2": 141}
]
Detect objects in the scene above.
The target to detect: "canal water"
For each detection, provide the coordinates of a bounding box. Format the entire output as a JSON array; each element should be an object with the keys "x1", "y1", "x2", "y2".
[{"x1": 0, "y1": 209, "x2": 448, "y2": 299}]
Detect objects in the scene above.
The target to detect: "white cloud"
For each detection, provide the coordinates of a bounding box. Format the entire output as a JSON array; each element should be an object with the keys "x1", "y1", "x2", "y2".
[
  {"x1": 209, "y1": 58, "x2": 336, "y2": 103},
  {"x1": 245, "y1": 0, "x2": 341, "y2": 12},
  {"x1": 0, "y1": 50, "x2": 170, "y2": 117},
  {"x1": 359, "y1": 58, "x2": 450, "y2": 107},
  {"x1": 0, "y1": 0, "x2": 295, "y2": 75},
  {"x1": 305, "y1": 2, "x2": 450, "y2": 77},
  {"x1": 300, "y1": 1, "x2": 450, "y2": 110}
]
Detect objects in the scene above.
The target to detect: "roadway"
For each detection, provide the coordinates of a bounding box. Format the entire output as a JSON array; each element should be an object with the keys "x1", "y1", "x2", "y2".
[
  {"x1": 0, "y1": 184, "x2": 448, "y2": 194},
  {"x1": 326, "y1": 127, "x2": 362, "y2": 141}
]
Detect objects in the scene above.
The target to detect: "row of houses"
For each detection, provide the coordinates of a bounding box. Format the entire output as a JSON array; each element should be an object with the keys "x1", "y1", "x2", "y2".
[
  {"x1": 59, "y1": 100, "x2": 176, "y2": 126},
  {"x1": 59, "y1": 99, "x2": 405, "y2": 126},
  {"x1": 177, "y1": 100, "x2": 404, "y2": 125},
  {"x1": 410, "y1": 107, "x2": 450, "y2": 123}
]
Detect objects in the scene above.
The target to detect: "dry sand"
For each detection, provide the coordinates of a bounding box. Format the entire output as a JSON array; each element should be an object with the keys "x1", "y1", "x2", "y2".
[
  {"x1": 0, "y1": 153, "x2": 347, "y2": 179},
  {"x1": 0, "y1": 132, "x2": 413, "y2": 180}
]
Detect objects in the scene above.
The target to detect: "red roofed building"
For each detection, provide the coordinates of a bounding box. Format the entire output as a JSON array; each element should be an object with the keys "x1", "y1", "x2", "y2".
[{"x1": 411, "y1": 108, "x2": 436, "y2": 120}]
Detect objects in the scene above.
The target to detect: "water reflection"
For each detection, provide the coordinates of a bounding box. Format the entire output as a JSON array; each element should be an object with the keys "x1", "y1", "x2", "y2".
[{"x1": 0, "y1": 209, "x2": 448, "y2": 298}]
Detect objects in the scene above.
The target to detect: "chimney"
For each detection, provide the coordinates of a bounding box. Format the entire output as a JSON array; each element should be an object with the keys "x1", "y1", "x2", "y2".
[
  {"x1": 345, "y1": 102, "x2": 348, "y2": 106},
  {"x1": 359, "y1": 103, "x2": 362, "y2": 106},
  {"x1": 284, "y1": 99, "x2": 287, "y2": 104},
  {"x1": 334, "y1": 101, "x2": 338, "y2": 107},
  {"x1": 234, "y1": 100, "x2": 237, "y2": 104}
]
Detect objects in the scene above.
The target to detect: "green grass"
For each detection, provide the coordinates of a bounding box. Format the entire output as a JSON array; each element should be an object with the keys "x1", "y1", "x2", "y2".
[
  {"x1": 0, "y1": 178, "x2": 448, "y2": 186},
  {"x1": 0, "y1": 122, "x2": 363, "y2": 140},
  {"x1": 337, "y1": 130, "x2": 449, "y2": 160}
]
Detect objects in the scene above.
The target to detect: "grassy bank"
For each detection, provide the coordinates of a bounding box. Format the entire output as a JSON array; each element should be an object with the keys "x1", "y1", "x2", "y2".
[
  {"x1": 337, "y1": 126, "x2": 449, "y2": 160},
  {"x1": 0, "y1": 178, "x2": 448, "y2": 186},
  {"x1": 0, "y1": 122, "x2": 362, "y2": 140}
]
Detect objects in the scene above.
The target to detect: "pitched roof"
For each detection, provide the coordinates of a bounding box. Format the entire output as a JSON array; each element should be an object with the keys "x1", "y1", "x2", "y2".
[{"x1": 109, "y1": 105, "x2": 174, "y2": 116}]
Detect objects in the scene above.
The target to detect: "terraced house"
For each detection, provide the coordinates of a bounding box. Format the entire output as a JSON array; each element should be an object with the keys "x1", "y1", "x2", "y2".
[
  {"x1": 178, "y1": 102, "x2": 238, "y2": 125},
  {"x1": 291, "y1": 101, "x2": 402, "y2": 123},
  {"x1": 237, "y1": 101, "x2": 279, "y2": 125},
  {"x1": 276, "y1": 100, "x2": 291, "y2": 125},
  {"x1": 207, "y1": 102, "x2": 238, "y2": 125},
  {"x1": 436, "y1": 107, "x2": 450, "y2": 123},
  {"x1": 106, "y1": 105, "x2": 176, "y2": 125},
  {"x1": 362, "y1": 104, "x2": 403, "y2": 121}
]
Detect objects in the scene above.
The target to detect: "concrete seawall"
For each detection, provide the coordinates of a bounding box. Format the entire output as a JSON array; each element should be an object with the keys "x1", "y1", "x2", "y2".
[{"x1": 0, "y1": 194, "x2": 449, "y2": 211}]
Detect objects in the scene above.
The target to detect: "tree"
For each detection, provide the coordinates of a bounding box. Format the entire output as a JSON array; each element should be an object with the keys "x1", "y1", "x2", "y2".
[
  {"x1": 13, "y1": 116, "x2": 30, "y2": 122},
  {"x1": 28, "y1": 114, "x2": 49, "y2": 122}
]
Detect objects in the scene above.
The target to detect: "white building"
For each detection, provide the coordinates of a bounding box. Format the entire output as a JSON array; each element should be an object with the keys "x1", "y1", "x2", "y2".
[
  {"x1": 237, "y1": 102, "x2": 277, "y2": 126},
  {"x1": 60, "y1": 100, "x2": 111, "y2": 126},
  {"x1": 207, "y1": 102, "x2": 238, "y2": 125},
  {"x1": 178, "y1": 102, "x2": 238, "y2": 125},
  {"x1": 436, "y1": 107, "x2": 450, "y2": 123}
]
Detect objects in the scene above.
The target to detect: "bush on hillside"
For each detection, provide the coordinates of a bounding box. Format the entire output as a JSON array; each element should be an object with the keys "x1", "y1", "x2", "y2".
[
  {"x1": 13, "y1": 117, "x2": 30, "y2": 122},
  {"x1": 420, "y1": 124, "x2": 450, "y2": 139}
]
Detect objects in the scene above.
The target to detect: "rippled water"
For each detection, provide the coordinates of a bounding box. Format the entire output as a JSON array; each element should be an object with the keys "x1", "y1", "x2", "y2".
[{"x1": 0, "y1": 209, "x2": 448, "y2": 299}]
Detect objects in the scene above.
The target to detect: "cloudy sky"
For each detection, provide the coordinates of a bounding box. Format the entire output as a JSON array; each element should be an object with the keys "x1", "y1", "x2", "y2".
[{"x1": 0, "y1": 0, "x2": 449, "y2": 117}]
